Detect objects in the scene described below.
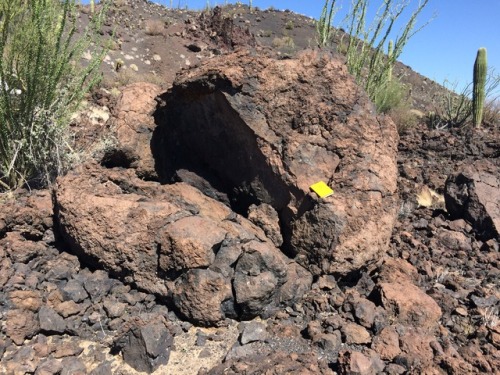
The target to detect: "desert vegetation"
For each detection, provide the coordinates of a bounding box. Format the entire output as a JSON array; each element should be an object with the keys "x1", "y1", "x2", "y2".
[
  {"x1": 317, "y1": 0, "x2": 431, "y2": 115},
  {"x1": 428, "y1": 65, "x2": 500, "y2": 129},
  {"x1": 0, "y1": 0, "x2": 107, "y2": 191},
  {"x1": 316, "y1": 0, "x2": 499, "y2": 130}
]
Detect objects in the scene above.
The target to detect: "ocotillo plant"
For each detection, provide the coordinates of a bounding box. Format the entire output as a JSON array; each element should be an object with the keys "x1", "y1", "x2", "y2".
[
  {"x1": 317, "y1": 0, "x2": 338, "y2": 47},
  {"x1": 387, "y1": 40, "x2": 394, "y2": 82},
  {"x1": 473, "y1": 47, "x2": 487, "y2": 128}
]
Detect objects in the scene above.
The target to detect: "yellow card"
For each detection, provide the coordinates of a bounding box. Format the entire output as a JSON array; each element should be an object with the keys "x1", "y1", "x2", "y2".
[{"x1": 310, "y1": 181, "x2": 334, "y2": 198}]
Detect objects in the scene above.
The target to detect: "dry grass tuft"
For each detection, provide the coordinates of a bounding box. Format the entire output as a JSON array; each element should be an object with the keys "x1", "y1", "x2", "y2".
[
  {"x1": 145, "y1": 19, "x2": 165, "y2": 36},
  {"x1": 272, "y1": 36, "x2": 295, "y2": 49},
  {"x1": 483, "y1": 98, "x2": 500, "y2": 127},
  {"x1": 389, "y1": 107, "x2": 420, "y2": 134}
]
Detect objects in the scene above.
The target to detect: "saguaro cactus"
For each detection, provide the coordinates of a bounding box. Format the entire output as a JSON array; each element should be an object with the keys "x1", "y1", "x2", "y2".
[
  {"x1": 90, "y1": 0, "x2": 95, "y2": 14},
  {"x1": 472, "y1": 47, "x2": 487, "y2": 128}
]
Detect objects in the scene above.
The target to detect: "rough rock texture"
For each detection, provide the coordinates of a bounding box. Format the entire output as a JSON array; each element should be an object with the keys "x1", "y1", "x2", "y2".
[
  {"x1": 54, "y1": 164, "x2": 311, "y2": 325},
  {"x1": 152, "y1": 49, "x2": 399, "y2": 276},
  {"x1": 374, "y1": 282, "x2": 442, "y2": 331},
  {"x1": 113, "y1": 317, "x2": 173, "y2": 373},
  {"x1": 338, "y1": 350, "x2": 377, "y2": 375},
  {"x1": 103, "y1": 82, "x2": 161, "y2": 179},
  {"x1": 191, "y1": 6, "x2": 256, "y2": 51},
  {"x1": 0, "y1": 190, "x2": 53, "y2": 241},
  {"x1": 445, "y1": 159, "x2": 500, "y2": 240},
  {"x1": 371, "y1": 258, "x2": 442, "y2": 331},
  {"x1": 207, "y1": 351, "x2": 334, "y2": 375}
]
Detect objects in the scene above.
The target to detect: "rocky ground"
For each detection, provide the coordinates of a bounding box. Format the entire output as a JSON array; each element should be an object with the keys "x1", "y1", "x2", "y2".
[{"x1": 1, "y1": 1, "x2": 498, "y2": 374}]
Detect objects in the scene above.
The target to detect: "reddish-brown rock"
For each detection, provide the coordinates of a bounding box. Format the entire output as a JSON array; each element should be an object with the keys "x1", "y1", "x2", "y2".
[
  {"x1": 104, "y1": 82, "x2": 161, "y2": 178},
  {"x1": 341, "y1": 323, "x2": 372, "y2": 345},
  {"x1": 376, "y1": 281, "x2": 442, "y2": 329},
  {"x1": 397, "y1": 329, "x2": 437, "y2": 371},
  {"x1": 152, "y1": 49, "x2": 399, "y2": 276},
  {"x1": 376, "y1": 258, "x2": 420, "y2": 284},
  {"x1": 54, "y1": 164, "x2": 311, "y2": 325},
  {"x1": 0, "y1": 190, "x2": 52, "y2": 241},
  {"x1": 338, "y1": 350, "x2": 377, "y2": 375},
  {"x1": 4, "y1": 309, "x2": 40, "y2": 345},
  {"x1": 372, "y1": 326, "x2": 401, "y2": 361},
  {"x1": 173, "y1": 268, "x2": 232, "y2": 324},
  {"x1": 8, "y1": 290, "x2": 43, "y2": 312},
  {"x1": 1, "y1": 232, "x2": 48, "y2": 264},
  {"x1": 375, "y1": 282, "x2": 442, "y2": 330}
]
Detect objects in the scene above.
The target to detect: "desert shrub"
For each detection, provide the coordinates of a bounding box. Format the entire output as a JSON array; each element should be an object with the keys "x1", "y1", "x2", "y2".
[
  {"x1": 341, "y1": 0, "x2": 432, "y2": 102},
  {"x1": 428, "y1": 81, "x2": 472, "y2": 129},
  {"x1": 115, "y1": 69, "x2": 138, "y2": 87},
  {"x1": 0, "y1": 0, "x2": 107, "y2": 190},
  {"x1": 144, "y1": 19, "x2": 165, "y2": 36},
  {"x1": 429, "y1": 70, "x2": 499, "y2": 129},
  {"x1": 112, "y1": 0, "x2": 127, "y2": 7},
  {"x1": 483, "y1": 98, "x2": 500, "y2": 126},
  {"x1": 374, "y1": 78, "x2": 418, "y2": 133},
  {"x1": 388, "y1": 106, "x2": 420, "y2": 134},
  {"x1": 318, "y1": 0, "x2": 432, "y2": 110},
  {"x1": 373, "y1": 78, "x2": 408, "y2": 114},
  {"x1": 272, "y1": 36, "x2": 295, "y2": 50},
  {"x1": 316, "y1": 0, "x2": 337, "y2": 47}
]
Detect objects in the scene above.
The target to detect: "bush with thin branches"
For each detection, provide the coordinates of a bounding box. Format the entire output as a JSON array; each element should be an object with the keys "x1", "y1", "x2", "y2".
[
  {"x1": 317, "y1": 0, "x2": 338, "y2": 47},
  {"x1": 428, "y1": 69, "x2": 500, "y2": 129},
  {"x1": 0, "y1": 0, "x2": 108, "y2": 190},
  {"x1": 341, "y1": 0, "x2": 432, "y2": 101},
  {"x1": 317, "y1": 0, "x2": 432, "y2": 113}
]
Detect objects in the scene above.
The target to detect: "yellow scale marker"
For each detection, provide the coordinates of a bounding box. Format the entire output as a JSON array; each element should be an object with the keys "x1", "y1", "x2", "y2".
[{"x1": 309, "y1": 181, "x2": 334, "y2": 198}]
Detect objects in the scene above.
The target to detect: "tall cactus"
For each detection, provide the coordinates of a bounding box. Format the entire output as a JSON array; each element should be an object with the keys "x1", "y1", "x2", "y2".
[
  {"x1": 90, "y1": 0, "x2": 95, "y2": 14},
  {"x1": 472, "y1": 47, "x2": 487, "y2": 128}
]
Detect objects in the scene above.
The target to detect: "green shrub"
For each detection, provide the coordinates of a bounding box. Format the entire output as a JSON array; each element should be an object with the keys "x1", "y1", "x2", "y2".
[
  {"x1": 373, "y1": 78, "x2": 418, "y2": 133},
  {"x1": 388, "y1": 106, "x2": 420, "y2": 134},
  {"x1": 428, "y1": 81, "x2": 472, "y2": 129},
  {"x1": 373, "y1": 78, "x2": 408, "y2": 114},
  {"x1": 0, "y1": 0, "x2": 108, "y2": 190},
  {"x1": 272, "y1": 36, "x2": 295, "y2": 50},
  {"x1": 317, "y1": 0, "x2": 432, "y2": 111},
  {"x1": 429, "y1": 70, "x2": 499, "y2": 129},
  {"x1": 341, "y1": 0, "x2": 432, "y2": 103}
]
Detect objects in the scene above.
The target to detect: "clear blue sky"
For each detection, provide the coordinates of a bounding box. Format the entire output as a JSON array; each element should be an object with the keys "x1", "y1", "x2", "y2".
[{"x1": 97, "y1": 0, "x2": 500, "y2": 95}]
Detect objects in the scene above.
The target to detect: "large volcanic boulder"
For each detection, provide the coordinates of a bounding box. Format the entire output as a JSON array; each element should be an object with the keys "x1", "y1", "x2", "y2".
[
  {"x1": 54, "y1": 164, "x2": 311, "y2": 325},
  {"x1": 152, "y1": 49, "x2": 399, "y2": 275}
]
